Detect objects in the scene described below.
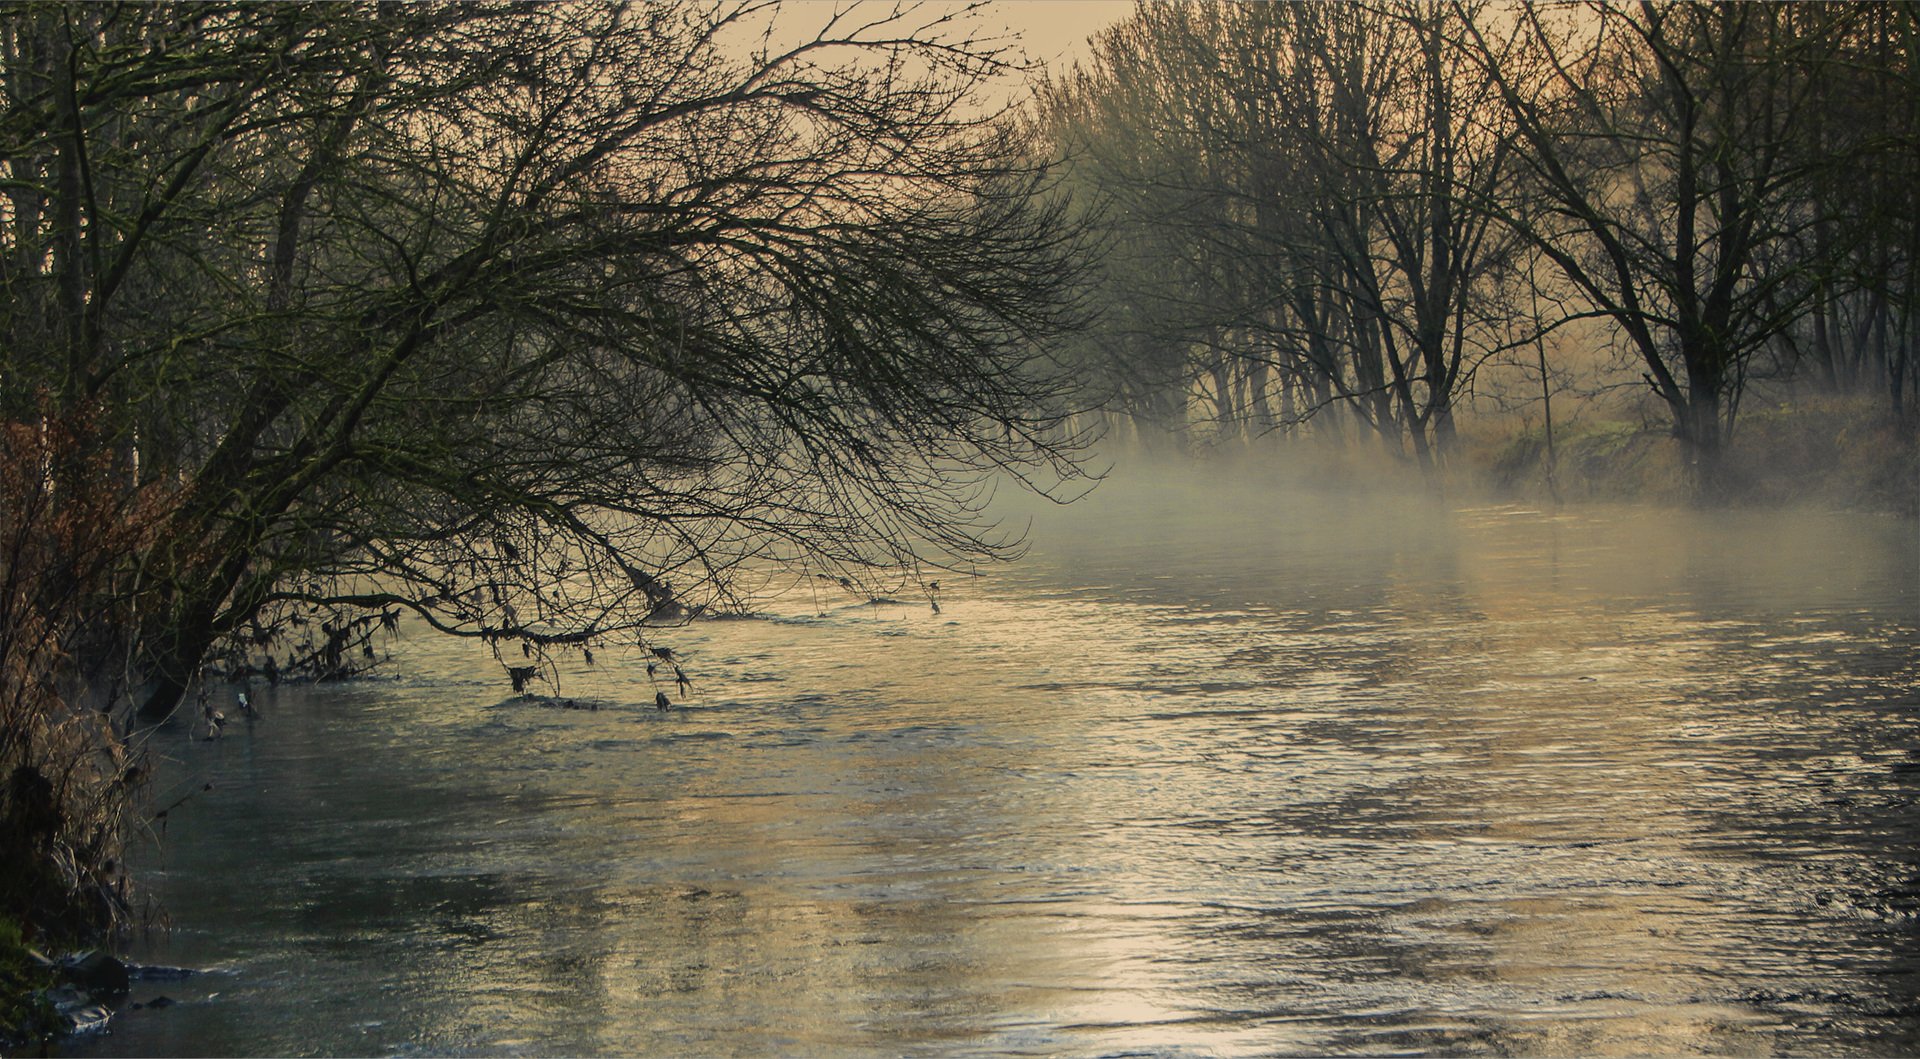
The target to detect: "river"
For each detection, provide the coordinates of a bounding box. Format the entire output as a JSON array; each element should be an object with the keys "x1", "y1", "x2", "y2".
[{"x1": 70, "y1": 469, "x2": 1920, "y2": 1056}]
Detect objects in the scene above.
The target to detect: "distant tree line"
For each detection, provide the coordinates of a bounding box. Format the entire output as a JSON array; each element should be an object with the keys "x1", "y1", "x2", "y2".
[
  {"x1": 0, "y1": 1, "x2": 1089, "y2": 944},
  {"x1": 1035, "y1": 1, "x2": 1918, "y2": 491}
]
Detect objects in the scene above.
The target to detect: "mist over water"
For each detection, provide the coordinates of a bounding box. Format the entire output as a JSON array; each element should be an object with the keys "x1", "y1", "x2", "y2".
[{"x1": 73, "y1": 458, "x2": 1919, "y2": 1057}]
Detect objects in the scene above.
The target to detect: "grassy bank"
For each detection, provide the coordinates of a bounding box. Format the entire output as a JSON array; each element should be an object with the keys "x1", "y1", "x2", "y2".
[{"x1": 1464, "y1": 397, "x2": 1919, "y2": 515}]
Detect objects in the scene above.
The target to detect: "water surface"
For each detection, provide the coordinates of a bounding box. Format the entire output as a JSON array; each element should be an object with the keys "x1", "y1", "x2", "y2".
[{"x1": 74, "y1": 475, "x2": 1920, "y2": 1056}]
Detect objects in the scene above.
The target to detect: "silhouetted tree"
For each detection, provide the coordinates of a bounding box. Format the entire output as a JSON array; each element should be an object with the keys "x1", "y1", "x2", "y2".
[
  {"x1": 1457, "y1": 1, "x2": 1877, "y2": 495},
  {"x1": 1035, "y1": 1, "x2": 1523, "y2": 467},
  {"x1": 1772, "y1": 3, "x2": 1919, "y2": 419},
  {"x1": 0, "y1": 1, "x2": 1092, "y2": 720}
]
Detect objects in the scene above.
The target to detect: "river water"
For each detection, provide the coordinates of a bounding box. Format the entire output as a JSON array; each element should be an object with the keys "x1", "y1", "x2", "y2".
[{"x1": 72, "y1": 470, "x2": 1919, "y2": 1057}]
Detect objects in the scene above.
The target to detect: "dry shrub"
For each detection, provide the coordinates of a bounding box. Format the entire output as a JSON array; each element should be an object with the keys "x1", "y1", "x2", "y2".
[{"x1": 0, "y1": 405, "x2": 177, "y2": 945}]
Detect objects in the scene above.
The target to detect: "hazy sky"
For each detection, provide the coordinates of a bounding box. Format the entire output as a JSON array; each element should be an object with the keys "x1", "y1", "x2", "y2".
[
  {"x1": 761, "y1": 1, "x2": 1134, "y2": 79},
  {"x1": 742, "y1": 1, "x2": 1134, "y2": 105},
  {"x1": 973, "y1": 0, "x2": 1133, "y2": 70}
]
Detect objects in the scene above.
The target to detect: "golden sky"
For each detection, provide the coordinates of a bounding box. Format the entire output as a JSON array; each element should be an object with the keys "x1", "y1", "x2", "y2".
[
  {"x1": 974, "y1": 0, "x2": 1133, "y2": 70},
  {"x1": 761, "y1": 1, "x2": 1133, "y2": 78}
]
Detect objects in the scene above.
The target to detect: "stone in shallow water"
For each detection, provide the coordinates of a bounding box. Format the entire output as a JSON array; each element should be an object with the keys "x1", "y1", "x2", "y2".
[
  {"x1": 132, "y1": 996, "x2": 176, "y2": 1010},
  {"x1": 59, "y1": 950, "x2": 129, "y2": 995},
  {"x1": 61, "y1": 1003, "x2": 113, "y2": 1036}
]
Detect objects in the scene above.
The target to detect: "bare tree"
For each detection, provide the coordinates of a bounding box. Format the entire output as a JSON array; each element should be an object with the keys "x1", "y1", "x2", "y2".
[
  {"x1": 1034, "y1": 1, "x2": 1524, "y2": 468},
  {"x1": 0, "y1": 1, "x2": 1093, "y2": 721},
  {"x1": 1775, "y1": 3, "x2": 1919, "y2": 419},
  {"x1": 1455, "y1": 1, "x2": 1871, "y2": 496}
]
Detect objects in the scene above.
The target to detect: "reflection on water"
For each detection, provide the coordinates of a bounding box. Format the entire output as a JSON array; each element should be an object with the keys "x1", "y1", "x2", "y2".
[{"x1": 71, "y1": 473, "x2": 1919, "y2": 1057}]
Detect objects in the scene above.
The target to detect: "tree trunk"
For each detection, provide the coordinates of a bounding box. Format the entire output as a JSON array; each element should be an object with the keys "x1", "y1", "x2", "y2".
[
  {"x1": 1207, "y1": 339, "x2": 1239, "y2": 443},
  {"x1": 1680, "y1": 383, "x2": 1727, "y2": 502},
  {"x1": 1246, "y1": 357, "x2": 1274, "y2": 437}
]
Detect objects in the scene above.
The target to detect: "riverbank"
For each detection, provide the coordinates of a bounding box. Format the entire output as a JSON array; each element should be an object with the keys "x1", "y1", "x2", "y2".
[
  {"x1": 0, "y1": 918, "x2": 57, "y2": 1050},
  {"x1": 1132, "y1": 395, "x2": 1916, "y2": 516},
  {"x1": 1467, "y1": 396, "x2": 1919, "y2": 515},
  {"x1": 0, "y1": 919, "x2": 131, "y2": 1052}
]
